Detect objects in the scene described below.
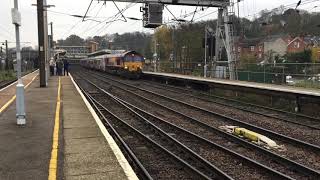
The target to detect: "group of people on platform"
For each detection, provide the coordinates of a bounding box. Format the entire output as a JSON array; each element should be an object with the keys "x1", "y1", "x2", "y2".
[{"x1": 49, "y1": 57, "x2": 69, "y2": 76}]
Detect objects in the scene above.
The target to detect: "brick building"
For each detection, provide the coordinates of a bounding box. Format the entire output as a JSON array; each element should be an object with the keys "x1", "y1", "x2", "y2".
[
  {"x1": 287, "y1": 37, "x2": 308, "y2": 53},
  {"x1": 233, "y1": 37, "x2": 264, "y2": 61}
]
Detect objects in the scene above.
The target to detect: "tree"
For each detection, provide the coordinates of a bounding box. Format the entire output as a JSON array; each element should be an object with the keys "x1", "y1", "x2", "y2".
[
  {"x1": 285, "y1": 50, "x2": 312, "y2": 63},
  {"x1": 57, "y1": 34, "x2": 85, "y2": 46}
]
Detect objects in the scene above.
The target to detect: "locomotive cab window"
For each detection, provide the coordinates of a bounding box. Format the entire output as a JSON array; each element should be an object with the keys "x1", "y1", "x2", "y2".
[{"x1": 124, "y1": 54, "x2": 143, "y2": 62}]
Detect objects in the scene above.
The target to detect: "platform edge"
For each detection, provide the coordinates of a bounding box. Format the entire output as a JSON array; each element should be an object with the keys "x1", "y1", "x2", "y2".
[
  {"x1": 0, "y1": 69, "x2": 39, "y2": 92},
  {"x1": 69, "y1": 74, "x2": 139, "y2": 180}
]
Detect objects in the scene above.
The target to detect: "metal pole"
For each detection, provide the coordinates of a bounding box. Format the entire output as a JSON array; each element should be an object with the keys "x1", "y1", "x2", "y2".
[
  {"x1": 37, "y1": 0, "x2": 46, "y2": 87},
  {"x1": 13, "y1": 0, "x2": 26, "y2": 125},
  {"x1": 44, "y1": 0, "x2": 49, "y2": 86},
  {"x1": 50, "y1": 22, "x2": 53, "y2": 46},
  {"x1": 49, "y1": 22, "x2": 53, "y2": 63},
  {"x1": 154, "y1": 37, "x2": 157, "y2": 72},
  {"x1": 215, "y1": 8, "x2": 223, "y2": 76},
  {"x1": 158, "y1": 43, "x2": 160, "y2": 71},
  {"x1": 0, "y1": 46, "x2": 2, "y2": 70},
  {"x1": 5, "y1": 40, "x2": 9, "y2": 70},
  {"x1": 48, "y1": 23, "x2": 54, "y2": 76},
  {"x1": 172, "y1": 26, "x2": 175, "y2": 72},
  {"x1": 204, "y1": 25, "x2": 207, "y2": 77}
]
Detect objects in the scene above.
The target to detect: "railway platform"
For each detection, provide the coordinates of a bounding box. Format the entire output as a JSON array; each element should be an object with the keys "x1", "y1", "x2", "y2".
[
  {"x1": 143, "y1": 71, "x2": 320, "y2": 115},
  {"x1": 0, "y1": 73, "x2": 137, "y2": 179},
  {"x1": 143, "y1": 71, "x2": 320, "y2": 97}
]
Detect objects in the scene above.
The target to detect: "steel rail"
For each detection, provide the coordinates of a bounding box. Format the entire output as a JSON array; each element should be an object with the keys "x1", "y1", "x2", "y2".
[
  {"x1": 90, "y1": 71, "x2": 320, "y2": 153},
  {"x1": 0, "y1": 79, "x2": 16, "y2": 89},
  {"x1": 112, "y1": 95, "x2": 296, "y2": 179},
  {"x1": 82, "y1": 71, "x2": 320, "y2": 178},
  {"x1": 136, "y1": 80, "x2": 320, "y2": 130},
  {"x1": 75, "y1": 73, "x2": 231, "y2": 180},
  {"x1": 72, "y1": 74, "x2": 153, "y2": 180},
  {"x1": 79, "y1": 72, "x2": 295, "y2": 179},
  {"x1": 140, "y1": 78, "x2": 320, "y2": 122}
]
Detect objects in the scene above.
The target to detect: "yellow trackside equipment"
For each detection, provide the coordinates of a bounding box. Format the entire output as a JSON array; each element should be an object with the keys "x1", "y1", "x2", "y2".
[{"x1": 219, "y1": 125, "x2": 285, "y2": 151}]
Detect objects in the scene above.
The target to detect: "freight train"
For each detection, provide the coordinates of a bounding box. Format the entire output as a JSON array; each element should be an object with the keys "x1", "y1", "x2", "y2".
[{"x1": 80, "y1": 50, "x2": 144, "y2": 78}]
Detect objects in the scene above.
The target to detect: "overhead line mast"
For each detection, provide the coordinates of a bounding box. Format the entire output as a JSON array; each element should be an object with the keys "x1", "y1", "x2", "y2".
[{"x1": 94, "y1": 0, "x2": 237, "y2": 80}]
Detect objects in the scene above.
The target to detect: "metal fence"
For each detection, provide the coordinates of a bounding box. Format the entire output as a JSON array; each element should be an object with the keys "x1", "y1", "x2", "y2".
[{"x1": 145, "y1": 61, "x2": 320, "y2": 89}]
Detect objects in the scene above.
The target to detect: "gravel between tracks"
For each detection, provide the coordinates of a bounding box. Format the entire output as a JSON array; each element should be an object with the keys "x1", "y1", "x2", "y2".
[
  {"x1": 140, "y1": 84, "x2": 320, "y2": 146},
  {"x1": 106, "y1": 82, "x2": 314, "y2": 179},
  {"x1": 90, "y1": 78, "x2": 282, "y2": 180},
  {"x1": 86, "y1": 72, "x2": 320, "y2": 172},
  {"x1": 74, "y1": 75, "x2": 201, "y2": 180}
]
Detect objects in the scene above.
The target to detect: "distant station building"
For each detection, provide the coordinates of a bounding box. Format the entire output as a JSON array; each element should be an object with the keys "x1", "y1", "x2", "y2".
[
  {"x1": 87, "y1": 49, "x2": 126, "y2": 57},
  {"x1": 55, "y1": 41, "x2": 99, "y2": 59},
  {"x1": 55, "y1": 46, "x2": 89, "y2": 59}
]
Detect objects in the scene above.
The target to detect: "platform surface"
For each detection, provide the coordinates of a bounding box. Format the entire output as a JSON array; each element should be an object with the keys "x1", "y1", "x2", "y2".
[
  {"x1": 0, "y1": 75, "x2": 58, "y2": 179},
  {"x1": 0, "y1": 70, "x2": 38, "y2": 109},
  {"x1": 0, "y1": 74, "x2": 133, "y2": 180},
  {"x1": 61, "y1": 76, "x2": 128, "y2": 180},
  {"x1": 144, "y1": 71, "x2": 320, "y2": 97}
]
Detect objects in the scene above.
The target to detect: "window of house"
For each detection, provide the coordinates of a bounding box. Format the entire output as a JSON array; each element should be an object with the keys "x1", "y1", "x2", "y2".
[
  {"x1": 250, "y1": 46, "x2": 255, "y2": 52},
  {"x1": 233, "y1": 47, "x2": 235, "y2": 52},
  {"x1": 259, "y1": 46, "x2": 262, "y2": 52},
  {"x1": 294, "y1": 41, "x2": 300, "y2": 48},
  {"x1": 238, "y1": 47, "x2": 241, "y2": 52}
]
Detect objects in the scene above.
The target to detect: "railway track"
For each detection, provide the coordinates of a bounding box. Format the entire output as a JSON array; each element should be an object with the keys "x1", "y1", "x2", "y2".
[
  {"x1": 74, "y1": 76, "x2": 217, "y2": 180},
  {"x1": 0, "y1": 79, "x2": 16, "y2": 90},
  {"x1": 73, "y1": 72, "x2": 297, "y2": 180},
  {"x1": 141, "y1": 76, "x2": 320, "y2": 121},
  {"x1": 89, "y1": 71, "x2": 320, "y2": 148},
  {"x1": 131, "y1": 80, "x2": 320, "y2": 145},
  {"x1": 136, "y1": 80, "x2": 320, "y2": 130},
  {"x1": 77, "y1": 69, "x2": 320, "y2": 175}
]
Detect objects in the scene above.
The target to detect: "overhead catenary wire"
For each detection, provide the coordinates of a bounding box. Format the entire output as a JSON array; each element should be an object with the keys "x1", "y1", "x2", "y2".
[
  {"x1": 55, "y1": 0, "x2": 320, "y2": 40},
  {"x1": 86, "y1": 2, "x2": 137, "y2": 37},
  {"x1": 241, "y1": 0, "x2": 320, "y2": 19},
  {"x1": 80, "y1": 4, "x2": 106, "y2": 35}
]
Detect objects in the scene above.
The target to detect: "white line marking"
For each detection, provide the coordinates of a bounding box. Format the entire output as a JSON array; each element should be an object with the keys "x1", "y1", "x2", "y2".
[{"x1": 69, "y1": 74, "x2": 139, "y2": 180}]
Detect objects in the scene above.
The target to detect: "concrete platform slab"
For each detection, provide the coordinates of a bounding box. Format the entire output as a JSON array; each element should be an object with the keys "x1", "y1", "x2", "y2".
[
  {"x1": 61, "y1": 76, "x2": 136, "y2": 180},
  {"x1": 65, "y1": 172, "x2": 125, "y2": 180},
  {"x1": 0, "y1": 74, "x2": 137, "y2": 180},
  {"x1": 0, "y1": 75, "x2": 59, "y2": 180}
]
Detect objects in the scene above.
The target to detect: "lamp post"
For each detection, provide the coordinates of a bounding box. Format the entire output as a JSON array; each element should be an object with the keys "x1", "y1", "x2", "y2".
[
  {"x1": 12, "y1": 0, "x2": 26, "y2": 125},
  {"x1": 204, "y1": 25, "x2": 213, "y2": 78}
]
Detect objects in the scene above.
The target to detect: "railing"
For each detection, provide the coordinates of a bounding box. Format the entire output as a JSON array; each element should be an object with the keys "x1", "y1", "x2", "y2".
[{"x1": 144, "y1": 62, "x2": 320, "y2": 89}]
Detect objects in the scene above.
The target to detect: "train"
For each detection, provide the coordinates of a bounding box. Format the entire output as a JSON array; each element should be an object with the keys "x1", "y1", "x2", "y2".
[{"x1": 80, "y1": 50, "x2": 144, "y2": 78}]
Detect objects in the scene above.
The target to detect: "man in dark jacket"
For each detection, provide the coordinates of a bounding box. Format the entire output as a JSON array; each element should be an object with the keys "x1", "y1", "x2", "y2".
[{"x1": 63, "y1": 58, "x2": 69, "y2": 76}]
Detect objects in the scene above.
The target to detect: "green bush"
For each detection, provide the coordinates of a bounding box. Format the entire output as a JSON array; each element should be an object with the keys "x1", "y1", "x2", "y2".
[{"x1": 0, "y1": 70, "x2": 15, "y2": 81}]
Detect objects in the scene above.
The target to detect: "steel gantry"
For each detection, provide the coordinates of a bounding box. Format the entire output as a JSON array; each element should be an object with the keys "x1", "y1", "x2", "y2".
[{"x1": 94, "y1": 0, "x2": 237, "y2": 80}]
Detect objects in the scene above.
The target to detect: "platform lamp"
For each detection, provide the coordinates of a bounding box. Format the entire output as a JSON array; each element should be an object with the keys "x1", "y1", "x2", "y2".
[{"x1": 12, "y1": 0, "x2": 26, "y2": 125}]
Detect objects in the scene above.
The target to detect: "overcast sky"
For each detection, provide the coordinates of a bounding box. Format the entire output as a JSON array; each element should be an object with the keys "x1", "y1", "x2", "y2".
[{"x1": 0, "y1": 0, "x2": 319, "y2": 48}]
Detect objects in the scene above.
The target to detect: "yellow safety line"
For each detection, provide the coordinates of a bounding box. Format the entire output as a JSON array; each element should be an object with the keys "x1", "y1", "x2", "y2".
[
  {"x1": 0, "y1": 96, "x2": 16, "y2": 113},
  {"x1": 48, "y1": 77, "x2": 61, "y2": 180},
  {"x1": 0, "y1": 74, "x2": 38, "y2": 113}
]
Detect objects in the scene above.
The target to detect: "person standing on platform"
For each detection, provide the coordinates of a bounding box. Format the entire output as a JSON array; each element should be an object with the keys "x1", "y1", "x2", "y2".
[
  {"x1": 56, "y1": 60, "x2": 62, "y2": 76},
  {"x1": 63, "y1": 59, "x2": 69, "y2": 76},
  {"x1": 55, "y1": 61, "x2": 59, "y2": 76},
  {"x1": 49, "y1": 58, "x2": 55, "y2": 76}
]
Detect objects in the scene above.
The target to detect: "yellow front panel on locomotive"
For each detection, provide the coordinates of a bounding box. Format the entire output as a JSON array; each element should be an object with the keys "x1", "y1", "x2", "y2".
[{"x1": 124, "y1": 62, "x2": 143, "y2": 72}]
